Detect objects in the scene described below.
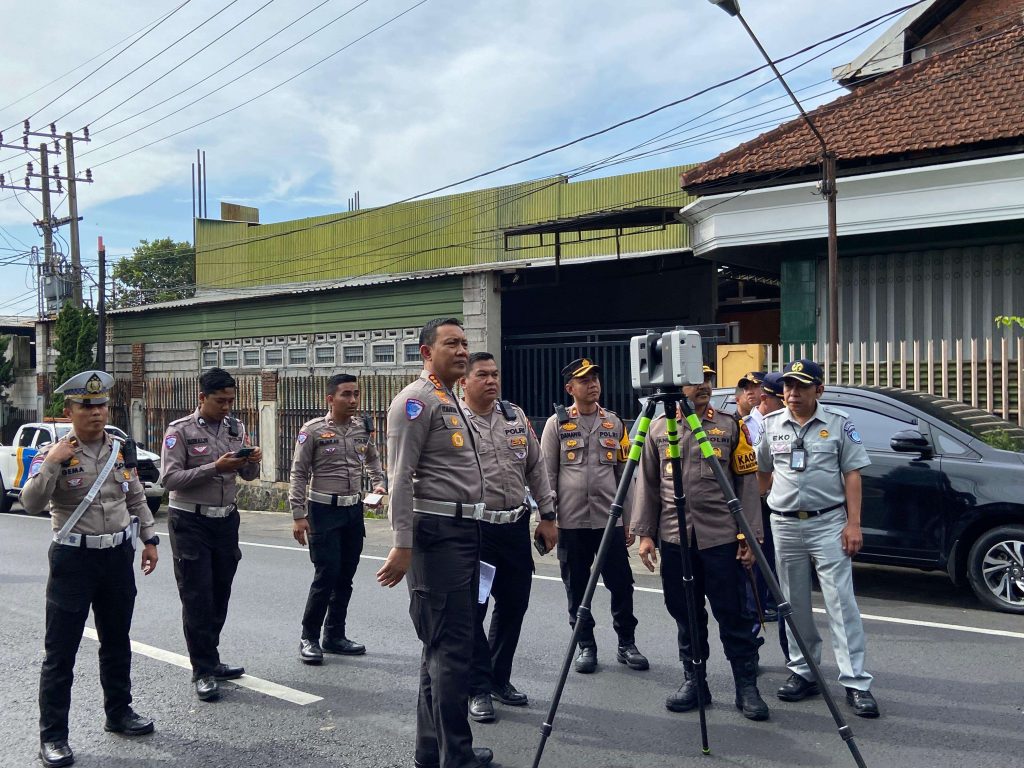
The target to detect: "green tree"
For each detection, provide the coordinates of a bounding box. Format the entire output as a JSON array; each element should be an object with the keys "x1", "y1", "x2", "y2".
[
  {"x1": 0, "y1": 335, "x2": 14, "y2": 405},
  {"x1": 111, "y1": 237, "x2": 195, "y2": 308},
  {"x1": 995, "y1": 315, "x2": 1024, "y2": 331},
  {"x1": 46, "y1": 303, "x2": 98, "y2": 417}
]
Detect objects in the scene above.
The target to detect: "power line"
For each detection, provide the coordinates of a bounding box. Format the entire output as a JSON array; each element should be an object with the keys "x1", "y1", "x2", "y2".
[
  {"x1": 2, "y1": 0, "x2": 196, "y2": 134},
  {"x1": 51, "y1": 0, "x2": 249, "y2": 128},
  {"x1": 91, "y1": 0, "x2": 337, "y2": 136}
]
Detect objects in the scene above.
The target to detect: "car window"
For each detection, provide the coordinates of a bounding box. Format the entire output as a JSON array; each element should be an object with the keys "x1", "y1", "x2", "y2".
[
  {"x1": 830, "y1": 406, "x2": 917, "y2": 451},
  {"x1": 934, "y1": 430, "x2": 971, "y2": 456},
  {"x1": 17, "y1": 428, "x2": 39, "y2": 447}
]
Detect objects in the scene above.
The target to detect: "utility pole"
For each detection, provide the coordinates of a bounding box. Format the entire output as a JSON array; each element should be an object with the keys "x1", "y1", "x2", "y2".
[
  {"x1": 65, "y1": 132, "x2": 82, "y2": 307},
  {"x1": 97, "y1": 236, "x2": 106, "y2": 368},
  {"x1": 39, "y1": 144, "x2": 54, "y2": 271}
]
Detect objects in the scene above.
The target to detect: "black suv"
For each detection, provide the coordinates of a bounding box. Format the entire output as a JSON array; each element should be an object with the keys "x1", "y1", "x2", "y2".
[{"x1": 710, "y1": 386, "x2": 1024, "y2": 614}]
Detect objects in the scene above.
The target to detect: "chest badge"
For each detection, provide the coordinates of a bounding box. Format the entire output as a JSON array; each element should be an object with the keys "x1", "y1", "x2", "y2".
[
  {"x1": 819, "y1": 429, "x2": 829, "y2": 439},
  {"x1": 68, "y1": 477, "x2": 83, "y2": 488},
  {"x1": 451, "y1": 432, "x2": 464, "y2": 448},
  {"x1": 566, "y1": 451, "x2": 576, "y2": 461},
  {"x1": 323, "y1": 446, "x2": 337, "y2": 454},
  {"x1": 435, "y1": 391, "x2": 450, "y2": 404},
  {"x1": 602, "y1": 421, "x2": 614, "y2": 429},
  {"x1": 566, "y1": 439, "x2": 578, "y2": 448},
  {"x1": 449, "y1": 416, "x2": 460, "y2": 427},
  {"x1": 707, "y1": 427, "x2": 725, "y2": 436},
  {"x1": 68, "y1": 456, "x2": 80, "y2": 467},
  {"x1": 561, "y1": 422, "x2": 577, "y2": 431},
  {"x1": 605, "y1": 451, "x2": 614, "y2": 461},
  {"x1": 319, "y1": 431, "x2": 336, "y2": 440},
  {"x1": 601, "y1": 437, "x2": 617, "y2": 448}
]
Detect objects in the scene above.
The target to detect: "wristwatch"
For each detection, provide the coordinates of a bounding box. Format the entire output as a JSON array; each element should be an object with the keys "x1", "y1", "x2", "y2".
[
  {"x1": 143, "y1": 535, "x2": 160, "y2": 547},
  {"x1": 539, "y1": 511, "x2": 556, "y2": 522}
]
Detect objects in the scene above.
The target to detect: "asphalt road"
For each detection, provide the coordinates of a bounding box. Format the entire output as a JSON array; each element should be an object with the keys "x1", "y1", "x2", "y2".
[{"x1": 2, "y1": 507, "x2": 1023, "y2": 768}]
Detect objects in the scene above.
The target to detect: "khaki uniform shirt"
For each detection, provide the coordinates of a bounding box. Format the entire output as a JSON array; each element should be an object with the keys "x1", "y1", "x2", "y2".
[
  {"x1": 161, "y1": 409, "x2": 259, "y2": 506},
  {"x1": 463, "y1": 400, "x2": 555, "y2": 517},
  {"x1": 21, "y1": 431, "x2": 156, "y2": 541},
  {"x1": 288, "y1": 413, "x2": 385, "y2": 519},
  {"x1": 633, "y1": 408, "x2": 762, "y2": 549},
  {"x1": 755, "y1": 403, "x2": 871, "y2": 512},
  {"x1": 540, "y1": 404, "x2": 630, "y2": 530},
  {"x1": 387, "y1": 371, "x2": 485, "y2": 548}
]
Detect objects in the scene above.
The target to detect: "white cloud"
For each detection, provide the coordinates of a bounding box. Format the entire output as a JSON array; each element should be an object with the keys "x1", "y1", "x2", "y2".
[{"x1": 0, "y1": 0, "x2": 905, "y2": 311}]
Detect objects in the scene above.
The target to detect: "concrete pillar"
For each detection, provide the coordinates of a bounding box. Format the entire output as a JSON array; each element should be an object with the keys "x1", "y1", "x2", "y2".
[
  {"x1": 259, "y1": 370, "x2": 278, "y2": 483},
  {"x1": 35, "y1": 321, "x2": 49, "y2": 417},
  {"x1": 462, "y1": 271, "x2": 502, "y2": 367}
]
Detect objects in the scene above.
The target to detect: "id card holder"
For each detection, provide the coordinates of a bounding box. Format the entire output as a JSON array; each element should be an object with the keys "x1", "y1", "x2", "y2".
[{"x1": 790, "y1": 448, "x2": 807, "y2": 471}]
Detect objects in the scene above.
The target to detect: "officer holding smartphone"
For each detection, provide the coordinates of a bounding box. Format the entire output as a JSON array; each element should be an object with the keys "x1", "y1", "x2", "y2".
[
  {"x1": 460, "y1": 352, "x2": 557, "y2": 722},
  {"x1": 161, "y1": 368, "x2": 261, "y2": 703}
]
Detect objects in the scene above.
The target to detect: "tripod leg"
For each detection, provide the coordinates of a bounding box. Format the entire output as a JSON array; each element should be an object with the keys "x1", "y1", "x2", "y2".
[
  {"x1": 676, "y1": 397, "x2": 868, "y2": 768},
  {"x1": 664, "y1": 406, "x2": 711, "y2": 755},
  {"x1": 531, "y1": 397, "x2": 658, "y2": 768}
]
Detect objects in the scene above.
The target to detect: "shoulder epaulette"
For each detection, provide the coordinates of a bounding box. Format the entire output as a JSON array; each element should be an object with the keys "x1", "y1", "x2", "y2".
[
  {"x1": 822, "y1": 405, "x2": 850, "y2": 419},
  {"x1": 168, "y1": 415, "x2": 191, "y2": 427}
]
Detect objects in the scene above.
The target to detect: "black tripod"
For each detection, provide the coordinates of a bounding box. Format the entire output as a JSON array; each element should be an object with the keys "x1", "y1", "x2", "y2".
[{"x1": 531, "y1": 388, "x2": 868, "y2": 768}]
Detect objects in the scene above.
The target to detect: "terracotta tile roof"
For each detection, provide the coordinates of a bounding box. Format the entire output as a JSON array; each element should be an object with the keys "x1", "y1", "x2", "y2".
[{"x1": 681, "y1": 24, "x2": 1024, "y2": 191}]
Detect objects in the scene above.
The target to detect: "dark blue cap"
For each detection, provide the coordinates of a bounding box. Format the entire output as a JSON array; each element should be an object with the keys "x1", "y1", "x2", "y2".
[
  {"x1": 761, "y1": 371, "x2": 785, "y2": 396},
  {"x1": 782, "y1": 359, "x2": 823, "y2": 385}
]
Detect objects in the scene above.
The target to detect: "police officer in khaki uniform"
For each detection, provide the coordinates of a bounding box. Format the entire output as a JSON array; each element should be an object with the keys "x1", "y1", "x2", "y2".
[
  {"x1": 633, "y1": 365, "x2": 768, "y2": 720},
  {"x1": 460, "y1": 352, "x2": 558, "y2": 723},
  {"x1": 540, "y1": 357, "x2": 648, "y2": 675},
  {"x1": 376, "y1": 318, "x2": 494, "y2": 768},
  {"x1": 755, "y1": 359, "x2": 879, "y2": 718},
  {"x1": 290, "y1": 373, "x2": 386, "y2": 663},
  {"x1": 161, "y1": 367, "x2": 261, "y2": 702},
  {"x1": 22, "y1": 371, "x2": 158, "y2": 768}
]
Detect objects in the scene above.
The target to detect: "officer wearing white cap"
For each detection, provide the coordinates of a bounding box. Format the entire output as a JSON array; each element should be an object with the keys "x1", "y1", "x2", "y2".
[
  {"x1": 540, "y1": 357, "x2": 648, "y2": 675},
  {"x1": 754, "y1": 359, "x2": 880, "y2": 718},
  {"x1": 22, "y1": 370, "x2": 158, "y2": 768}
]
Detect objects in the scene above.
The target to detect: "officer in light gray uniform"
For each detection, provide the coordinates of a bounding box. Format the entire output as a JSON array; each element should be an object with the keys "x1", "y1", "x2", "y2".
[
  {"x1": 376, "y1": 318, "x2": 494, "y2": 768},
  {"x1": 461, "y1": 351, "x2": 557, "y2": 722},
  {"x1": 754, "y1": 359, "x2": 880, "y2": 718},
  {"x1": 540, "y1": 357, "x2": 648, "y2": 675},
  {"x1": 22, "y1": 370, "x2": 158, "y2": 768},
  {"x1": 161, "y1": 367, "x2": 261, "y2": 702},
  {"x1": 290, "y1": 373, "x2": 386, "y2": 663}
]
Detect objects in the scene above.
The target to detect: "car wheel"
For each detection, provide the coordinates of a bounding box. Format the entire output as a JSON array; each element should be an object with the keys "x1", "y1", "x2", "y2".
[
  {"x1": 146, "y1": 496, "x2": 163, "y2": 515},
  {"x1": 966, "y1": 525, "x2": 1024, "y2": 614}
]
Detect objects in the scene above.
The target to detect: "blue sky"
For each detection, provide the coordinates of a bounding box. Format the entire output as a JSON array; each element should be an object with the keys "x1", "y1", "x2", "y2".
[{"x1": 0, "y1": 0, "x2": 912, "y2": 315}]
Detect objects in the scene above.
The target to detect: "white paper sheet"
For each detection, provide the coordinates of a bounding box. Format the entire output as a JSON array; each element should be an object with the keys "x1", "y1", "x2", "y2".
[{"x1": 478, "y1": 561, "x2": 497, "y2": 604}]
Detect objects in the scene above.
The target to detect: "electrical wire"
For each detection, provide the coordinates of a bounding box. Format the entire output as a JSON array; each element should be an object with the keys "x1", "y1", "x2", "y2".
[{"x1": 2, "y1": 0, "x2": 195, "y2": 133}]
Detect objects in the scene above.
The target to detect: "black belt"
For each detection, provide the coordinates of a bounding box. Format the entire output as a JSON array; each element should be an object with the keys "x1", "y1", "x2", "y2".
[{"x1": 773, "y1": 502, "x2": 844, "y2": 520}]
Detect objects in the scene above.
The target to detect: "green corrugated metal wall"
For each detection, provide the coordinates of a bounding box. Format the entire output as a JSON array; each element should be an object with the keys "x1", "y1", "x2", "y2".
[
  {"x1": 195, "y1": 167, "x2": 693, "y2": 290},
  {"x1": 111, "y1": 277, "x2": 463, "y2": 344}
]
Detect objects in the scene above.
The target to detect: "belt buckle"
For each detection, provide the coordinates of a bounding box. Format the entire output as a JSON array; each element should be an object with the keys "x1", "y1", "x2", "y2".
[
  {"x1": 798, "y1": 511, "x2": 810, "y2": 520},
  {"x1": 498, "y1": 510, "x2": 512, "y2": 524},
  {"x1": 99, "y1": 533, "x2": 114, "y2": 548}
]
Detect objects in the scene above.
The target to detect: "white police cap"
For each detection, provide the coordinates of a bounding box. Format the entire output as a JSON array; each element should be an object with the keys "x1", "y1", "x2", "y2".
[{"x1": 54, "y1": 370, "x2": 114, "y2": 404}]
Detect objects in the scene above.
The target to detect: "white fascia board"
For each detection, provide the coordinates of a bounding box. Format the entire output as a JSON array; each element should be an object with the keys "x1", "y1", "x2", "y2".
[{"x1": 680, "y1": 154, "x2": 1024, "y2": 256}]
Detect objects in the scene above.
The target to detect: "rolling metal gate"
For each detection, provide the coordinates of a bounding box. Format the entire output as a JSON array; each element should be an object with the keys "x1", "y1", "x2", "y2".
[{"x1": 502, "y1": 325, "x2": 738, "y2": 429}]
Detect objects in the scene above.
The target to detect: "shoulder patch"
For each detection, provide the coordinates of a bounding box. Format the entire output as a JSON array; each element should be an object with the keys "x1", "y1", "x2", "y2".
[
  {"x1": 28, "y1": 455, "x2": 44, "y2": 478},
  {"x1": 406, "y1": 399, "x2": 425, "y2": 420},
  {"x1": 843, "y1": 421, "x2": 863, "y2": 444},
  {"x1": 164, "y1": 434, "x2": 177, "y2": 449},
  {"x1": 297, "y1": 432, "x2": 309, "y2": 444}
]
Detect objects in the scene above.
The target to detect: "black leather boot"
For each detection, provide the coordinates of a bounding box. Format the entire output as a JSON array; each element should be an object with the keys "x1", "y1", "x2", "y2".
[
  {"x1": 731, "y1": 657, "x2": 769, "y2": 721},
  {"x1": 665, "y1": 660, "x2": 712, "y2": 712}
]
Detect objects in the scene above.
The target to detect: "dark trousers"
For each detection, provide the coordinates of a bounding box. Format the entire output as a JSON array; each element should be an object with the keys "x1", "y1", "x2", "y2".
[
  {"x1": 758, "y1": 498, "x2": 790, "y2": 660},
  {"x1": 39, "y1": 540, "x2": 137, "y2": 742},
  {"x1": 301, "y1": 501, "x2": 365, "y2": 641},
  {"x1": 659, "y1": 537, "x2": 760, "y2": 664},
  {"x1": 469, "y1": 515, "x2": 533, "y2": 695},
  {"x1": 557, "y1": 526, "x2": 638, "y2": 648},
  {"x1": 408, "y1": 514, "x2": 480, "y2": 768},
  {"x1": 168, "y1": 509, "x2": 241, "y2": 678}
]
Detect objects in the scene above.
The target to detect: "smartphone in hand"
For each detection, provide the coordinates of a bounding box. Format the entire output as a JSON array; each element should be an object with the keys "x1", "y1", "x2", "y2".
[
  {"x1": 233, "y1": 447, "x2": 255, "y2": 459},
  {"x1": 533, "y1": 537, "x2": 549, "y2": 556}
]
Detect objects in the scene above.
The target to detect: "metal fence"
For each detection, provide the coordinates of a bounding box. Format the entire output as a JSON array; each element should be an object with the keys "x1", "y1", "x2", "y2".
[
  {"x1": 1, "y1": 406, "x2": 37, "y2": 443},
  {"x1": 143, "y1": 376, "x2": 261, "y2": 449},
  {"x1": 276, "y1": 373, "x2": 417, "y2": 482},
  {"x1": 767, "y1": 337, "x2": 1024, "y2": 425}
]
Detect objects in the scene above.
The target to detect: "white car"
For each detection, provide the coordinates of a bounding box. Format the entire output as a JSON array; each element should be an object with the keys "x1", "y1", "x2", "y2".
[{"x1": 0, "y1": 421, "x2": 165, "y2": 514}]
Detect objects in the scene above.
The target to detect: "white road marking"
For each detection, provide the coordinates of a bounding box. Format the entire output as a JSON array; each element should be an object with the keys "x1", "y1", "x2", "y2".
[
  {"x1": 81, "y1": 627, "x2": 322, "y2": 706},
  {"x1": 6, "y1": 516, "x2": 1021, "y2": 641}
]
